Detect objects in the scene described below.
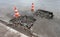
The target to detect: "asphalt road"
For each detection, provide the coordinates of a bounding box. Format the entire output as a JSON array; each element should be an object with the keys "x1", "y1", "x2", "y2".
[
  {"x1": 0, "y1": 15, "x2": 60, "y2": 37},
  {"x1": 0, "y1": 23, "x2": 30, "y2": 37},
  {"x1": 0, "y1": 0, "x2": 60, "y2": 37}
]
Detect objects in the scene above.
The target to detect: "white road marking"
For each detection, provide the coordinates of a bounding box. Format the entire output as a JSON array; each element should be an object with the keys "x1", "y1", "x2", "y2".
[{"x1": 5, "y1": 25, "x2": 29, "y2": 37}]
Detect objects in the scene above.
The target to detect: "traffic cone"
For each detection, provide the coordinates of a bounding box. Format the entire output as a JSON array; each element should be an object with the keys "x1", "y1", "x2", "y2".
[
  {"x1": 13, "y1": 6, "x2": 20, "y2": 18},
  {"x1": 31, "y1": 3, "x2": 34, "y2": 12}
]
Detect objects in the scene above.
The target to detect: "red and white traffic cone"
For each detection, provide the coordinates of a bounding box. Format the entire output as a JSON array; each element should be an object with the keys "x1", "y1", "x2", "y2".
[
  {"x1": 31, "y1": 3, "x2": 34, "y2": 12},
  {"x1": 13, "y1": 6, "x2": 20, "y2": 18}
]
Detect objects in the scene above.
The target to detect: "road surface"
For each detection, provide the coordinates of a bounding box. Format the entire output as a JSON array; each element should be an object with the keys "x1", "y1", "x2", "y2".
[{"x1": 0, "y1": 0, "x2": 60, "y2": 37}]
